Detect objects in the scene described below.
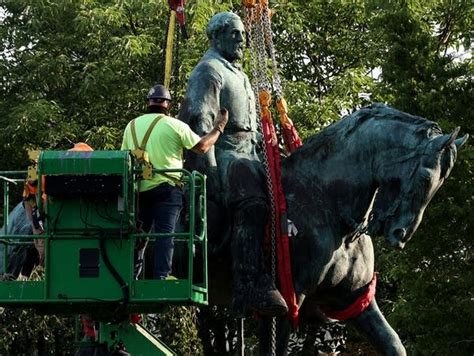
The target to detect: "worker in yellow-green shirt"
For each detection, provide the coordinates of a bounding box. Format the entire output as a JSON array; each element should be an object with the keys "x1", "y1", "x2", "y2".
[{"x1": 122, "y1": 84, "x2": 228, "y2": 279}]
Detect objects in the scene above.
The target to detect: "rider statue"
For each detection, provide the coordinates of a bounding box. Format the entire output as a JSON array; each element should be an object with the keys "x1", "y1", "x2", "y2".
[{"x1": 179, "y1": 12, "x2": 288, "y2": 317}]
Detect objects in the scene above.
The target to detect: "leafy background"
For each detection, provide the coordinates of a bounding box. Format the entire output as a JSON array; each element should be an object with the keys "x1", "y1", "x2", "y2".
[{"x1": 0, "y1": 0, "x2": 472, "y2": 354}]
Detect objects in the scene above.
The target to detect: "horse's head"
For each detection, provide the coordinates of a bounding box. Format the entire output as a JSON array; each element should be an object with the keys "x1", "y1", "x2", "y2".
[
  {"x1": 371, "y1": 124, "x2": 468, "y2": 249},
  {"x1": 283, "y1": 104, "x2": 468, "y2": 250}
]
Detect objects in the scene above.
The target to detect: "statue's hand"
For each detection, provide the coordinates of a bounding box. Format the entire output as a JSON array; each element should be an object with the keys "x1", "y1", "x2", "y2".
[{"x1": 213, "y1": 108, "x2": 228, "y2": 134}]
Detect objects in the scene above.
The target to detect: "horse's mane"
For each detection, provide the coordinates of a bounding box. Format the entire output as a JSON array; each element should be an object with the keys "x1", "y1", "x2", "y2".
[{"x1": 285, "y1": 103, "x2": 442, "y2": 167}]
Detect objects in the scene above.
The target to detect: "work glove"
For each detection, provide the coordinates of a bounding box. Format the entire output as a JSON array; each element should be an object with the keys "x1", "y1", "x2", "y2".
[{"x1": 213, "y1": 108, "x2": 228, "y2": 134}]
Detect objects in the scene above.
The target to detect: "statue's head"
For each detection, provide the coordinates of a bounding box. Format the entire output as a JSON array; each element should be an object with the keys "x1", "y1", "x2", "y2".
[{"x1": 206, "y1": 12, "x2": 245, "y2": 62}]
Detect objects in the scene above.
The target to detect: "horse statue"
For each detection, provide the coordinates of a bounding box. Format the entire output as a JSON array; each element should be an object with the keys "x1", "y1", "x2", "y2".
[{"x1": 202, "y1": 103, "x2": 468, "y2": 355}]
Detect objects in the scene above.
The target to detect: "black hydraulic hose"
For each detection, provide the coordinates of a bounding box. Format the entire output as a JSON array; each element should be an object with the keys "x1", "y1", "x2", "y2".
[{"x1": 99, "y1": 236, "x2": 130, "y2": 306}]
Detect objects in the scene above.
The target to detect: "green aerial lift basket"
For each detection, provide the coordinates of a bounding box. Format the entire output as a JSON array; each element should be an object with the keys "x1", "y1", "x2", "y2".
[{"x1": 0, "y1": 150, "x2": 208, "y2": 319}]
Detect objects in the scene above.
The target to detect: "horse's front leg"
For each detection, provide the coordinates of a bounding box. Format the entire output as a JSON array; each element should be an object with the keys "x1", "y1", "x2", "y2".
[
  {"x1": 258, "y1": 316, "x2": 291, "y2": 356},
  {"x1": 348, "y1": 298, "x2": 406, "y2": 356}
]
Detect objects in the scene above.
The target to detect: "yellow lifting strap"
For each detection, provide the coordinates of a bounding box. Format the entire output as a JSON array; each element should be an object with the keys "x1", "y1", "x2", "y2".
[{"x1": 164, "y1": 10, "x2": 176, "y2": 89}]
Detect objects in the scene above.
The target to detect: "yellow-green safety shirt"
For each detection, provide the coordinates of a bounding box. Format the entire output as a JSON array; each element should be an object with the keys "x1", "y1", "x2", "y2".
[{"x1": 121, "y1": 113, "x2": 201, "y2": 192}]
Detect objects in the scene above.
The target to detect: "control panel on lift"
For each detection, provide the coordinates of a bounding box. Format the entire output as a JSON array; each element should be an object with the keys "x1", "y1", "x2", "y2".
[{"x1": 0, "y1": 150, "x2": 208, "y2": 319}]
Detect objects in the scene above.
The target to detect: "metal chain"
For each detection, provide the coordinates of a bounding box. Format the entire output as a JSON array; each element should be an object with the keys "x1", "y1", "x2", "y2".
[
  {"x1": 251, "y1": 1, "x2": 276, "y2": 284},
  {"x1": 245, "y1": 5, "x2": 277, "y2": 355},
  {"x1": 245, "y1": 7, "x2": 276, "y2": 284},
  {"x1": 261, "y1": 4, "x2": 282, "y2": 99}
]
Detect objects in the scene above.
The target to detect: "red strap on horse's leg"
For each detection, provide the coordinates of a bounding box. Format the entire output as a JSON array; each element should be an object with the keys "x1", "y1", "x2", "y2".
[{"x1": 321, "y1": 273, "x2": 377, "y2": 321}]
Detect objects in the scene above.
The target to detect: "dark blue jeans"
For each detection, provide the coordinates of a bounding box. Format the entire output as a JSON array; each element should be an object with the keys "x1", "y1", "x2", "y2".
[{"x1": 138, "y1": 183, "x2": 183, "y2": 279}]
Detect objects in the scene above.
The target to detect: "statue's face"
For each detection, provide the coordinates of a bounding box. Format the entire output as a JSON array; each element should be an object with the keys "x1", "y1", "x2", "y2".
[{"x1": 215, "y1": 18, "x2": 245, "y2": 62}]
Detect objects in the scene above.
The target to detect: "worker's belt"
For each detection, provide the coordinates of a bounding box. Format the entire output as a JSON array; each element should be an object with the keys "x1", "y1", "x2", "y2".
[{"x1": 156, "y1": 172, "x2": 184, "y2": 189}]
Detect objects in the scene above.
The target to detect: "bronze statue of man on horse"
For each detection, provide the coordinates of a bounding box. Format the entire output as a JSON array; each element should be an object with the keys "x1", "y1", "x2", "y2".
[{"x1": 179, "y1": 11, "x2": 468, "y2": 356}]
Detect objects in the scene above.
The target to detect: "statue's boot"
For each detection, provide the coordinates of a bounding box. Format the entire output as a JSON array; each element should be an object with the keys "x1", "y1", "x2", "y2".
[
  {"x1": 231, "y1": 200, "x2": 288, "y2": 317},
  {"x1": 250, "y1": 273, "x2": 288, "y2": 316}
]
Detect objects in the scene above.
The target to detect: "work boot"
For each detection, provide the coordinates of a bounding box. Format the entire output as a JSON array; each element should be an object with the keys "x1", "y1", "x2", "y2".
[{"x1": 249, "y1": 274, "x2": 288, "y2": 317}]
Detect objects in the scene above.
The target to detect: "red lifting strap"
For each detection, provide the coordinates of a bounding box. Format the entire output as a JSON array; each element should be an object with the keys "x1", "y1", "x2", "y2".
[
  {"x1": 282, "y1": 123, "x2": 303, "y2": 154},
  {"x1": 168, "y1": 0, "x2": 186, "y2": 27},
  {"x1": 260, "y1": 92, "x2": 299, "y2": 327},
  {"x1": 320, "y1": 273, "x2": 377, "y2": 321}
]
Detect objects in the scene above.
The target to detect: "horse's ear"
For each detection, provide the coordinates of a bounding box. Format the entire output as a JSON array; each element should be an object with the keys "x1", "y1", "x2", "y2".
[
  {"x1": 432, "y1": 127, "x2": 460, "y2": 151},
  {"x1": 455, "y1": 134, "x2": 469, "y2": 149}
]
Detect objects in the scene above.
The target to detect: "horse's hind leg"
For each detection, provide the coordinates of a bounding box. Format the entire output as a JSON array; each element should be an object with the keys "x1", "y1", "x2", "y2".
[
  {"x1": 258, "y1": 316, "x2": 291, "y2": 356},
  {"x1": 349, "y1": 298, "x2": 406, "y2": 356}
]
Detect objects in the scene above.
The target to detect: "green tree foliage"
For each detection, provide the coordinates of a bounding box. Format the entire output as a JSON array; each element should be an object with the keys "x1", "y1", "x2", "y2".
[
  {"x1": 0, "y1": 0, "x2": 472, "y2": 354},
  {"x1": 365, "y1": 1, "x2": 473, "y2": 354},
  {"x1": 0, "y1": 268, "x2": 75, "y2": 355},
  {"x1": 272, "y1": 0, "x2": 379, "y2": 137},
  {"x1": 0, "y1": 307, "x2": 75, "y2": 355},
  {"x1": 1, "y1": 0, "x2": 179, "y2": 169},
  {"x1": 145, "y1": 306, "x2": 204, "y2": 355}
]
